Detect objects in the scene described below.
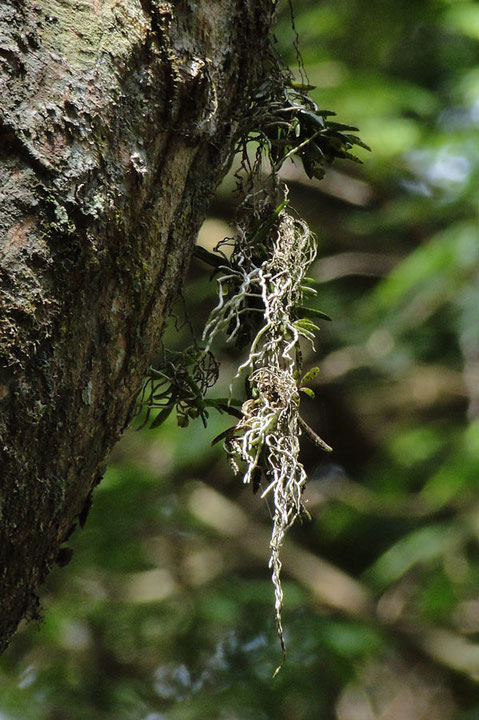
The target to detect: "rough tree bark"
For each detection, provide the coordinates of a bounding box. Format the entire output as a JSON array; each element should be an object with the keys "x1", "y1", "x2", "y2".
[{"x1": 0, "y1": 0, "x2": 276, "y2": 652}]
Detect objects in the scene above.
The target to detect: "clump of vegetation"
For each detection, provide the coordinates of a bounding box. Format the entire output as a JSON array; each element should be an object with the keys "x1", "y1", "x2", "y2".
[
  {"x1": 202, "y1": 203, "x2": 334, "y2": 673},
  {"x1": 138, "y1": 45, "x2": 367, "y2": 673},
  {"x1": 135, "y1": 346, "x2": 241, "y2": 430}
]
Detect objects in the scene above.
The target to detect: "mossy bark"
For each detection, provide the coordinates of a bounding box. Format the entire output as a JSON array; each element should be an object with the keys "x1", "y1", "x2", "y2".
[{"x1": 0, "y1": 0, "x2": 275, "y2": 652}]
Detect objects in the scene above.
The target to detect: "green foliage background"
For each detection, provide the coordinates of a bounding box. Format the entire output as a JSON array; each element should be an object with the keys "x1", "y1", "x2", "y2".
[{"x1": 2, "y1": 0, "x2": 479, "y2": 717}]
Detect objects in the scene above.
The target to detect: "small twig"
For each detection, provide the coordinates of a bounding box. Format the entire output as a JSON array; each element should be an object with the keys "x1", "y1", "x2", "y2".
[{"x1": 298, "y1": 415, "x2": 333, "y2": 452}]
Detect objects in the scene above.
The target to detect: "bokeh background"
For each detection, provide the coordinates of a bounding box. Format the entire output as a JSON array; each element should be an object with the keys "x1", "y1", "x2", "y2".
[{"x1": 2, "y1": 0, "x2": 479, "y2": 717}]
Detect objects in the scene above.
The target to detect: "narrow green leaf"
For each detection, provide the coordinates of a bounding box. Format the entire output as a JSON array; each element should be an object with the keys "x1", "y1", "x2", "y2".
[
  {"x1": 301, "y1": 154, "x2": 315, "y2": 179},
  {"x1": 204, "y1": 399, "x2": 243, "y2": 419},
  {"x1": 289, "y1": 80, "x2": 317, "y2": 91},
  {"x1": 211, "y1": 426, "x2": 242, "y2": 446},
  {"x1": 301, "y1": 366, "x2": 320, "y2": 385},
  {"x1": 150, "y1": 405, "x2": 174, "y2": 429},
  {"x1": 194, "y1": 245, "x2": 227, "y2": 269},
  {"x1": 294, "y1": 305, "x2": 332, "y2": 321},
  {"x1": 327, "y1": 121, "x2": 359, "y2": 131},
  {"x1": 300, "y1": 386, "x2": 315, "y2": 399},
  {"x1": 294, "y1": 317, "x2": 320, "y2": 332},
  {"x1": 300, "y1": 110, "x2": 326, "y2": 129}
]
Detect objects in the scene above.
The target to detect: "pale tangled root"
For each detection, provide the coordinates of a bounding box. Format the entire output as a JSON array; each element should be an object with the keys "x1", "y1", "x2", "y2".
[{"x1": 204, "y1": 206, "x2": 325, "y2": 674}]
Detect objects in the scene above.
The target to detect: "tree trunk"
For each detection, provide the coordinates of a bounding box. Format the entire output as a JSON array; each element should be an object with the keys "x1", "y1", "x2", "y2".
[{"x1": 0, "y1": 0, "x2": 275, "y2": 652}]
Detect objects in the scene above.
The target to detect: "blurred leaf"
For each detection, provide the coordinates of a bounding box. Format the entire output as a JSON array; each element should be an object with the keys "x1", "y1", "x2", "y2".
[
  {"x1": 372, "y1": 222, "x2": 479, "y2": 311},
  {"x1": 420, "y1": 420, "x2": 479, "y2": 509},
  {"x1": 299, "y1": 386, "x2": 315, "y2": 398},
  {"x1": 417, "y1": 573, "x2": 457, "y2": 623},
  {"x1": 320, "y1": 621, "x2": 384, "y2": 659},
  {"x1": 445, "y1": 4, "x2": 479, "y2": 42},
  {"x1": 366, "y1": 524, "x2": 459, "y2": 590}
]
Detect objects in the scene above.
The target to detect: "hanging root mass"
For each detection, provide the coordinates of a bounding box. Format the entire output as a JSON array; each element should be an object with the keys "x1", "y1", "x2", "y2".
[
  {"x1": 140, "y1": 36, "x2": 366, "y2": 677},
  {"x1": 204, "y1": 204, "x2": 331, "y2": 674}
]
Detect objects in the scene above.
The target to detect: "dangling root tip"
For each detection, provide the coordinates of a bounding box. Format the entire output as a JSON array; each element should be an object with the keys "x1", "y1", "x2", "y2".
[{"x1": 272, "y1": 647, "x2": 286, "y2": 678}]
